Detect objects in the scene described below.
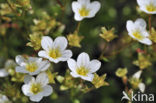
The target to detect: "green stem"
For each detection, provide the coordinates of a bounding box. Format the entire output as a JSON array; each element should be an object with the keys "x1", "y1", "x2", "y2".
[
  {"x1": 148, "y1": 15, "x2": 152, "y2": 34},
  {"x1": 6, "y1": 0, "x2": 20, "y2": 16},
  {"x1": 105, "y1": 40, "x2": 135, "y2": 58},
  {"x1": 99, "y1": 42, "x2": 108, "y2": 60},
  {"x1": 56, "y1": 0, "x2": 64, "y2": 10},
  {"x1": 74, "y1": 22, "x2": 81, "y2": 34}
]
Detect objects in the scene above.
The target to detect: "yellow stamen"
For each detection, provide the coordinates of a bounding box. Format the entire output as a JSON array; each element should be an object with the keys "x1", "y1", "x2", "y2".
[
  {"x1": 26, "y1": 62, "x2": 38, "y2": 72},
  {"x1": 76, "y1": 66, "x2": 89, "y2": 76},
  {"x1": 79, "y1": 6, "x2": 90, "y2": 17},
  {"x1": 48, "y1": 48, "x2": 61, "y2": 59},
  {"x1": 146, "y1": 3, "x2": 156, "y2": 12},
  {"x1": 133, "y1": 31, "x2": 143, "y2": 40},
  {"x1": 30, "y1": 83, "x2": 42, "y2": 94}
]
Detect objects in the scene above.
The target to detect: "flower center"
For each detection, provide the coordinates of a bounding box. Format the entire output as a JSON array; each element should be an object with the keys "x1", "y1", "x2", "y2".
[
  {"x1": 26, "y1": 62, "x2": 38, "y2": 72},
  {"x1": 132, "y1": 31, "x2": 143, "y2": 40},
  {"x1": 49, "y1": 48, "x2": 61, "y2": 59},
  {"x1": 146, "y1": 3, "x2": 156, "y2": 12},
  {"x1": 76, "y1": 66, "x2": 89, "y2": 76},
  {"x1": 30, "y1": 83, "x2": 42, "y2": 94},
  {"x1": 79, "y1": 6, "x2": 90, "y2": 17}
]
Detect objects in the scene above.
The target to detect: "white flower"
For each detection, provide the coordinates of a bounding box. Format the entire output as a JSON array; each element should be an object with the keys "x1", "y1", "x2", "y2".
[
  {"x1": 0, "y1": 94, "x2": 11, "y2": 103},
  {"x1": 72, "y1": 0, "x2": 101, "y2": 21},
  {"x1": 126, "y1": 18, "x2": 152, "y2": 45},
  {"x1": 0, "y1": 60, "x2": 16, "y2": 77},
  {"x1": 15, "y1": 55, "x2": 50, "y2": 75},
  {"x1": 22, "y1": 72, "x2": 53, "y2": 102},
  {"x1": 133, "y1": 70, "x2": 145, "y2": 92},
  {"x1": 38, "y1": 36, "x2": 72, "y2": 63},
  {"x1": 67, "y1": 52, "x2": 101, "y2": 82},
  {"x1": 137, "y1": 0, "x2": 156, "y2": 14},
  {"x1": 0, "y1": 69, "x2": 9, "y2": 77}
]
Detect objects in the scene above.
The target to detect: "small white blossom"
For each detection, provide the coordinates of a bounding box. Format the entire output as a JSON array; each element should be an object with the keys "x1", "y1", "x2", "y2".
[
  {"x1": 137, "y1": 0, "x2": 156, "y2": 14},
  {"x1": 0, "y1": 94, "x2": 11, "y2": 103},
  {"x1": 67, "y1": 52, "x2": 101, "y2": 82},
  {"x1": 15, "y1": 55, "x2": 50, "y2": 75},
  {"x1": 72, "y1": 0, "x2": 101, "y2": 21},
  {"x1": 133, "y1": 70, "x2": 145, "y2": 92},
  {"x1": 0, "y1": 69, "x2": 9, "y2": 77},
  {"x1": 22, "y1": 72, "x2": 53, "y2": 102},
  {"x1": 0, "y1": 60, "x2": 16, "y2": 77},
  {"x1": 126, "y1": 18, "x2": 152, "y2": 45},
  {"x1": 38, "y1": 36, "x2": 72, "y2": 63}
]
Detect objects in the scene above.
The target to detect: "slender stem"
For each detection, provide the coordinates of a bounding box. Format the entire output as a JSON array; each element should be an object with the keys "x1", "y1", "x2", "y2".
[
  {"x1": 74, "y1": 22, "x2": 81, "y2": 34},
  {"x1": 6, "y1": 0, "x2": 15, "y2": 12},
  {"x1": 105, "y1": 40, "x2": 134, "y2": 58},
  {"x1": 56, "y1": 0, "x2": 64, "y2": 10},
  {"x1": 148, "y1": 15, "x2": 152, "y2": 34},
  {"x1": 144, "y1": 45, "x2": 147, "y2": 53},
  {"x1": 6, "y1": 0, "x2": 19, "y2": 16},
  {"x1": 99, "y1": 42, "x2": 108, "y2": 60}
]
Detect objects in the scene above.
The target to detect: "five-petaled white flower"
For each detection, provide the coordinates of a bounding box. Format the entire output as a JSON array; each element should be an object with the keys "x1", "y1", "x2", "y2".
[
  {"x1": 72, "y1": 0, "x2": 101, "y2": 21},
  {"x1": 133, "y1": 70, "x2": 145, "y2": 92},
  {"x1": 67, "y1": 52, "x2": 101, "y2": 82},
  {"x1": 126, "y1": 18, "x2": 152, "y2": 45},
  {"x1": 38, "y1": 36, "x2": 72, "y2": 63},
  {"x1": 137, "y1": 0, "x2": 156, "y2": 14},
  {"x1": 15, "y1": 55, "x2": 50, "y2": 75},
  {"x1": 22, "y1": 72, "x2": 53, "y2": 102}
]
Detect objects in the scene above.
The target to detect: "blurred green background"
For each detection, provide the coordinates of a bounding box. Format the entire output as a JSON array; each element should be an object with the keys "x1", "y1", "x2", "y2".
[{"x1": 0, "y1": 0, "x2": 156, "y2": 103}]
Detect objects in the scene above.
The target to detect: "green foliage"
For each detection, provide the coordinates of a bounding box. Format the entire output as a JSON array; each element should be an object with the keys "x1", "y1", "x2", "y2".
[{"x1": 0, "y1": 0, "x2": 156, "y2": 103}]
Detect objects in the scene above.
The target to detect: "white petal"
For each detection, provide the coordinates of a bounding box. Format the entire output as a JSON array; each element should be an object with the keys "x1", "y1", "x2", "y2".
[
  {"x1": 137, "y1": 0, "x2": 148, "y2": 7},
  {"x1": 135, "y1": 18, "x2": 146, "y2": 29},
  {"x1": 30, "y1": 94, "x2": 43, "y2": 102},
  {"x1": 5, "y1": 60, "x2": 16, "y2": 69},
  {"x1": 74, "y1": 13, "x2": 83, "y2": 21},
  {"x1": 70, "y1": 72, "x2": 79, "y2": 78},
  {"x1": 139, "y1": 38, "x2": 152, "y2": 45},
  {"x1": 0, "y1": 95, "x2": 9, "y2": 102},
  {"x1": 60, "y1": 50, "x2": 73, "y2": 61},
  {"x1": 87, "y1": 1, "x2": 101, "y2": 18},
  {"x1": 41, "y1": 36, "x2": 53, "y2": 51},
  {"x1": 15, "y1": 55, "x2": 26, "y2": 66},
  {"x1": 78, "y1": 0, "x2": 90, "y2": 5},
  {"x1": 133, "y1": 70, "x2": 142, "y2": 79},
  {"x1": 139, "y1": 83, "x2": 145, "y2": 92},
  {"x1": 53, "y1": 36, "x2": 68, "y2": 51},
  {"x1": 42, "y1": 85, "x2": 53, "y2": 96},
  {"x1": 29, "y1": 71, "x2": 40, "y2": 75},
  {"x1": 145, "y1": 11, "x2": 156, "y2": 14},
  {"x1": 0, "y1": 69, "x2": 9, "y2": 77},
  {"x1": 24, "y1": 75, "x2": 33, "y2": 84},
  {"x1": 126, "y1": 20, "x2": 134, "y2": 33},
  {"x1": 28, "y1": 57, "x2": 41, "y2": 62},
  {"x1": 38, "y1": 50, "x2": 49, "y2": 59},
  {"x1": 15, "y1": 66, "x2": 27, "y2": 73},
  {"x1": 47, "y1": 57, "x2": 59, "y2": 63},
  {"x1": 81, "y1": 74, "x2": 94, "y2": 82},
  {"x1": 22, "y1": 84, "x2": 32, "y2": 96},
  {"x1": 72, "y1": 2, "x2": 81, "y2": 13},
  {"x1": 77, "y1": 52, "x2": 90, "y2": 67},
  {"x1": 141, "y1": 30, "x2": 150, "y2": 37},
  {"x1": 89, "y1": 60, "x2": 101, "y2": 73},
  {"x1": 67, "y1": 59, "x2": 77, "y2": 73},
  {"x1": 36, "y1": 72, "x2": 49, "y2": 86},
  {"x1": 39, "y1": 61, "x2": 50, "y2": 71}
]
